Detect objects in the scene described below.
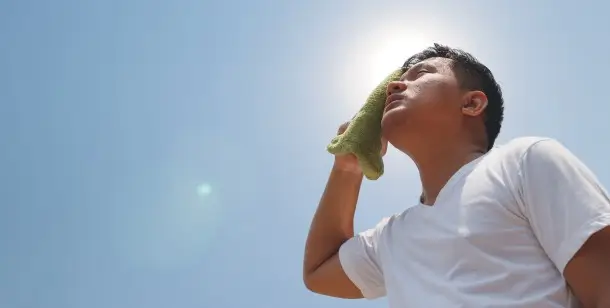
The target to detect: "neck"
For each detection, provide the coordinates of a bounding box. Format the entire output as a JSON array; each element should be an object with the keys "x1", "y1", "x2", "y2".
[{"x1": 409, "y1": 140, "x2": 485, "y2": 205}]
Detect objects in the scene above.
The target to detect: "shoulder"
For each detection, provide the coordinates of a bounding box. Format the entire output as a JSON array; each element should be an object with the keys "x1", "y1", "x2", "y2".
[
  {"x1": 359, "y1": 207, "x2": 417, "y2": 243},
  {"x1": 498, "y1": 136, "x2": 581, "y2": 171},
  {"x1": 489, "y1": 137, "x2": 595, "y2": 196},
  {"x1": 367, "y1": 209, "x2": 411, "y2": 234},
  {"x1": 486, "y1": 136, "x2": 567, "y2": 168},
  {"x1": 492, "y1": 136, "x2": 555, "y2": 157},
  {"x1": 472, "y1": 136, "x2": 570, "y2": 193},
  {"x1": 479, "y1": 136, "x2": 550, "y2": 167}
]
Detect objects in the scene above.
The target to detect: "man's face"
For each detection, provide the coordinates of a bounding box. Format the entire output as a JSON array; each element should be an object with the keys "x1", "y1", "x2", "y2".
[{"x1": 381, "y1": 57, "x2": 465, "y2": 153}]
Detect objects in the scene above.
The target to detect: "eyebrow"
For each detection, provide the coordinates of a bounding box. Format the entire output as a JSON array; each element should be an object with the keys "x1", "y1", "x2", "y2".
[
  {"x1": 400, "y1": 62, "x2": 429, "y2": 80},
  {"x1": 404, "y1": 61, "x2": 423, "y2": 72}
]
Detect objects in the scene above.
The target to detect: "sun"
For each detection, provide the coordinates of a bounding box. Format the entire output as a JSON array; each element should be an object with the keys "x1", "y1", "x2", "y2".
[
  {"x1": 337, "y1": 30, "x2": 434, "y2": 111},
  {"x1": 333, "y1": 29, "x2": 437, "y2": 113},
  {"x1": 365, "y1": 32, "x2": 432, "y2": 89}
]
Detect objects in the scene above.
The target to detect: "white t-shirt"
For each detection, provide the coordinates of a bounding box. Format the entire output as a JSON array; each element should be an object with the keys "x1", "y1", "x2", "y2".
[{"x1": 339, "y1": 137, "x2": 610, "y2": 308}]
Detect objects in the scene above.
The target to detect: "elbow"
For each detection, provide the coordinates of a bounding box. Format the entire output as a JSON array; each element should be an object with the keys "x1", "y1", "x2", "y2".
[
  {"x1": 302, "y1": 258, "x2": 323, "y2": 293},
  {"x1": 302, "y1": 272, "x2": 317, "y2": 293},
  {"x1": 303, "y1": 278, "x2": 314, "y2": 293},
  {"x1": 303, "y1": 271, "x2": 326, "y2": 295}
]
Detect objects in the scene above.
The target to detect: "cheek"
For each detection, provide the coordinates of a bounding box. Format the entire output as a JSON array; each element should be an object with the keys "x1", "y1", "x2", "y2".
[
  {"x1": 383, "y1": 78, "x2": 459, "y2": 125},
  {"x1": 409, "y1": 79, "x2": 458, "y2": 109},
  {"x1": 410, "y1": 81, "x2": 461, "y2": 121}
]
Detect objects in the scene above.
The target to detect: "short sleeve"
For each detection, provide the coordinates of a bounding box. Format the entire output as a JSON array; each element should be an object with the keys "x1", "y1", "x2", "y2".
[
  {"x1": 519, "y1": 139, "x2": 610, "y2": 274},
  {"x1": 338, "y1": 218, "x2": 388, "y2": 299}
]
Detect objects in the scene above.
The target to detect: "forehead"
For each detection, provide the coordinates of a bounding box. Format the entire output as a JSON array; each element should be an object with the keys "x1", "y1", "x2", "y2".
[{"x1": 405, "y1": 57, "x2": 453, "y2": 72}]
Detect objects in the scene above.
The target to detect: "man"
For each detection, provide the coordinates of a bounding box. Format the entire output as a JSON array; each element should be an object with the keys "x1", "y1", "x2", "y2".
[{"x1": 303, "y1": 43, "x2": 610, "y2": 307}]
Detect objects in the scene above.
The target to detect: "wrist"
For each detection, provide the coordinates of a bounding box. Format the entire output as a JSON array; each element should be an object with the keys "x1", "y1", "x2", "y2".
[{"x1": 332, "y1": 162, "x2": 363, "y2": 177}]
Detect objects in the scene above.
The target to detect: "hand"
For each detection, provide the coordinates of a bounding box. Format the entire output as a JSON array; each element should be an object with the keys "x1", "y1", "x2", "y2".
[{"x1": 332, "y1": 121, "x2": 388, "y2": 174}]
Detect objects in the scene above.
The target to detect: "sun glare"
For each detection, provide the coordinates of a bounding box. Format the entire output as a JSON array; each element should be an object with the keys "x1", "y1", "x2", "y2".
[
  {"x1": 337, "y1": 30, "x2": 434, "y2": 112},
  {"x1": 366, "y1": 32, "x2": 432, "y2": 89}
]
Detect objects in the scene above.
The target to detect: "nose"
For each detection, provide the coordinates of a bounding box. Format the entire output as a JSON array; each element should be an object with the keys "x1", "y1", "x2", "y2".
[{"x1": 386, "y1": 80, "x2": 407, "y2": 96}]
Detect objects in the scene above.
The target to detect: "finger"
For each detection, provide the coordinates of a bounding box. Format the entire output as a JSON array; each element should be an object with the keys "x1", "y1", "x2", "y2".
[
  {"x1": 381, "y1": 137, "x2": 388, "y2": 155},
  {"x1": 381, "y1": 137, "x2": 388, "y2": 148},
  {"x1": 337, "y1": 121, "x2": 350, "y2": 134}
]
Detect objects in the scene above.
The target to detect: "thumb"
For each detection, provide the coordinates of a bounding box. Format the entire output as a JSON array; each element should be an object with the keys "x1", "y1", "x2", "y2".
[{"x1": 381, "y1": 137, "x2": 388, "y2": 155}]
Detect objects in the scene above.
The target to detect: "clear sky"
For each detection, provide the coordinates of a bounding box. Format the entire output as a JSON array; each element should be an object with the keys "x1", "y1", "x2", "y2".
[{"x1": 1, "y1": 1, "x2": 610, "y2": 307}]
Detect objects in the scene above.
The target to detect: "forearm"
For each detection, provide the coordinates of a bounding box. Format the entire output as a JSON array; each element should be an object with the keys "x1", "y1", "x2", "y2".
[{"x1": 303, "y1": 165, "x2": 363, "y2": 275}]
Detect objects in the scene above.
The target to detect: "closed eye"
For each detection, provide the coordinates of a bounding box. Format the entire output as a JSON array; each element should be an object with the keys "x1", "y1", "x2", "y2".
[{"x1": 416, "y1": 70, "x2": 429, "y2": 78}]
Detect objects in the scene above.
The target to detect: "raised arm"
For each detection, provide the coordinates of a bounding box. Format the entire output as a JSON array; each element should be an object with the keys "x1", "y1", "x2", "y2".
[
  {"x1": 303, "y1": 164, "x2": 364, "y2": 298},
  {"x1": 303, "y1": 122, "x2": 388, "y2": 299}
]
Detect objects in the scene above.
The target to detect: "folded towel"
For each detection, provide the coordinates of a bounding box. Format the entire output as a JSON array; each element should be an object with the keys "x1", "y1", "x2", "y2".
[{"x1": 327, "y1": 68, "x2": 403, "y2": 180}]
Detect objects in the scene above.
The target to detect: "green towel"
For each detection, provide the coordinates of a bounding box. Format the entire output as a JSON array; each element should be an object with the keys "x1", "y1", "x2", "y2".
[{"x1": 327, "y1": 68, "x2": 403, "y2": 180}]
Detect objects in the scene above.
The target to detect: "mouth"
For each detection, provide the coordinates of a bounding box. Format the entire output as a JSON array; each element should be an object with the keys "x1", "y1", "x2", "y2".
[
  {"x1": 384, "y1": 93, "x2": 406, "y2": 112},
  {"x1": 384, "y1": 100, "x2": 402, "y2": 112}
]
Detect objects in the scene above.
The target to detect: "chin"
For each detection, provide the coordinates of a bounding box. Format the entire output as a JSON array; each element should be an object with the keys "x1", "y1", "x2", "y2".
[
  {"x1": 381, "y1": 109, "x2": 405, "y2": 135},
  {"x1": 381, "y1": 116, "x2": 402, "y2": 146},
  {"x1": 381, "y1": 110, "x2": 415, "y2": 154}
]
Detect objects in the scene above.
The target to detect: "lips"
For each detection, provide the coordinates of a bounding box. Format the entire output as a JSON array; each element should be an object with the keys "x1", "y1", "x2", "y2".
[
  {"x1": 384, "y1": 100, "x2": 402, "y2": 112},
  {"x1": 384, "y1": 93, "x2": 406, "y2": 112}
]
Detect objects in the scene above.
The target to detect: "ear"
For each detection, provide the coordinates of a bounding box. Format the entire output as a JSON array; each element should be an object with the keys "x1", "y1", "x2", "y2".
[{"x1": 461, "y1": 91, "x2": 488, "y2": 117}]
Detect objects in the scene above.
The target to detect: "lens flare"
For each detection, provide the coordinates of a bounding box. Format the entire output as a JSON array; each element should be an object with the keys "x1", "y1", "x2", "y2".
[{"x1": 197, "y1": 183, "x2": 213, "y2": 197}]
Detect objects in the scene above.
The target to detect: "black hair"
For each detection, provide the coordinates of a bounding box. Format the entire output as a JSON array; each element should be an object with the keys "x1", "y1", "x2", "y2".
[{"x1": 402, "y1": 43, "x2": 504, "y2": 151}]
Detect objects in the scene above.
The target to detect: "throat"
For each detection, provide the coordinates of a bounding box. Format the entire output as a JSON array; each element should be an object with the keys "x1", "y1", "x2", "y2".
[{"x1": 417, "y1": 149, "x2": 485, "y2": 206}]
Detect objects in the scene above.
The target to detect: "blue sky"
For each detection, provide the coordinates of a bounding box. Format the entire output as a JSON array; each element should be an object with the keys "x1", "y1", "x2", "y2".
[{"x1": 1, "y1": 1, "x2": 610, "y2": 307}]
